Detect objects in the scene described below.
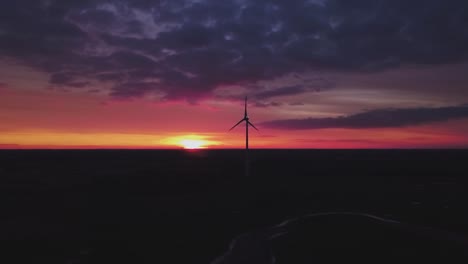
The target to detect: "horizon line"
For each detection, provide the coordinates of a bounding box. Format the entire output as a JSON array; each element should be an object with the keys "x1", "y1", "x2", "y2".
[{"x1": 1, "y1": 147, "x2": 467, "y2": 150}]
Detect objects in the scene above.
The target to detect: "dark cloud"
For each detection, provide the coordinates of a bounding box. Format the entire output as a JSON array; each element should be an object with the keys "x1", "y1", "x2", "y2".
[
  {"x1": 261, "y1": 105, "x2": 468, "y2": 129},
  {"x1": 253, "y1": 78, "x2": 332, "y2": 100},
  {"x1": 255, "y1": 85, "x2": 307, "y2": 100},
  {"x1": 67, "y1": 8, "x2": 117, "y2": 28},
  {"x1": 0, "y1": 1, "x2": 87, "y2": 57},
  {"x1": 49, "y1": 72, "x2": 89, "y2": 88},
  {"x1": 1, "y1": 0, "x2": 468, "y2": 101},
  {"x1": 289, "y1": 102, "x2": 305, "y2": 106},
  {"x1": 254, "y1": 101, "x2": 283, "y2": 108}
]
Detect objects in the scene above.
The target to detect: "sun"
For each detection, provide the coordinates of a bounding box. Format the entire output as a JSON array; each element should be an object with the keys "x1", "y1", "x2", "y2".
[
  {"x1": 163, "y1": 134, "x2": 219, "y2": 149},
  {"x1": 180, "y1": 139, "x2": 207, "y2": 149}
]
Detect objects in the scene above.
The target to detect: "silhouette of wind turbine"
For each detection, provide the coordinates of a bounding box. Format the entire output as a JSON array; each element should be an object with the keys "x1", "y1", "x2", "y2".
[{"x1": 229, "y1": 96, "x2": 258, "y2": 177}]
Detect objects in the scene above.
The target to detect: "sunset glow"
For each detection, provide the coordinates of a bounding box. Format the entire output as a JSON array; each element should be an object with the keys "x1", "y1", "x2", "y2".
[
  {"x1": 1, "y1": 1, "x2": 468, "y2": 149},
  {"x1": 160, "y1": 134, "x2": 221, "y2": 149},
  {"x1": 180, "y1": 139, "x2": 207, "y2": 149}
]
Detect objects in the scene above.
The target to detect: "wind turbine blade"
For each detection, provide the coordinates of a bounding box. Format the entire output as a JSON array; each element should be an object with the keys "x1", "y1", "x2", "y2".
[
  {"x1": 248, "y1": 121, "x2": 259, "y2": 131},
  {"x1": 229, "y1": 119, "x2": 245, "y2": 131},
  {"x1": 244, "y1": 96, "x2": 247, "y2": 117}
]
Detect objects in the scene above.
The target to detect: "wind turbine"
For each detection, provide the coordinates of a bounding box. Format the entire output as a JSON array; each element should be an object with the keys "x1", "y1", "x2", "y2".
[{"x1": 229, "y1": 96, "x2": 258, "y2": 177}]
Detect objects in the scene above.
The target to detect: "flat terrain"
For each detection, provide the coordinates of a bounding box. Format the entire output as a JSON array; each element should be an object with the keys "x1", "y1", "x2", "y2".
[{"x1": 0, "y1": 150, "x2": 467, "y2": 263}]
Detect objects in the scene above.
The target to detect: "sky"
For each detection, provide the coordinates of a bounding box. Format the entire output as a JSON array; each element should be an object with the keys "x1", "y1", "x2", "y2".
[{"x1": 1, "y1": 0, "x2": 468, "y2": 149}]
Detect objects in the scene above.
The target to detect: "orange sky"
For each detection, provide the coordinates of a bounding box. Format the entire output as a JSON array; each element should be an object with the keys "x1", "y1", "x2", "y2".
[{"x1": 1, "y1": 85, "x2": 468, "y2": 149}]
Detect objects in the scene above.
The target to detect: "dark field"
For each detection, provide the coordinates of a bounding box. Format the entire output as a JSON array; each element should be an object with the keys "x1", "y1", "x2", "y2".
[{"x1": 1, "y1": 150, "x2": 467, "y2": 263}]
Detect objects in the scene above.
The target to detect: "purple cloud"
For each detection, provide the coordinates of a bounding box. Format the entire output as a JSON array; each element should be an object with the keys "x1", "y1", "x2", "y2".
[
  {"x1": 0, "y1": 0, "x2": 468, "y2": 101},
  {"x1": 261, "y1": 105, "x2": 468, "y2": 129}
]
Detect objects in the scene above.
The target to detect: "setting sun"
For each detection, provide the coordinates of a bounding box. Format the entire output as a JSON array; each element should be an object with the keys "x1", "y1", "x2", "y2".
[
  {"x1": 180, "y1": 139, "x2": 207, "y2": 149},
  {"x1": 161, "y1": 134, "x2": 221, "y2": 149}
]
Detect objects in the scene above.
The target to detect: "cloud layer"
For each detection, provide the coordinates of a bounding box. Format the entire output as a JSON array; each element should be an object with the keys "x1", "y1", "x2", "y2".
[
  {"x1": 1, "y1": 0, "x2": 468, "y2": 101},
  {"x1": 260, "y1": 105, "x2": 468, "y2": 129}
]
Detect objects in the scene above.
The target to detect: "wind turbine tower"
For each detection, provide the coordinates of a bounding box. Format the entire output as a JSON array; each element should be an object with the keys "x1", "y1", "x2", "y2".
[{"x1": 229, "y1": 96, "x2": 258, "y2": 177}]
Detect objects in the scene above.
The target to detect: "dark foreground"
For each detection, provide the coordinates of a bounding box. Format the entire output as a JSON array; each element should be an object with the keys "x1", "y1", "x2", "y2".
[{"x1": 0, "y1": 149, "x2": 467, "y2": 263}]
